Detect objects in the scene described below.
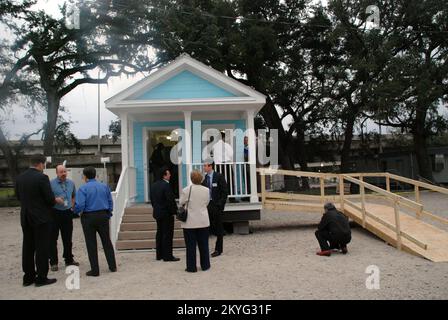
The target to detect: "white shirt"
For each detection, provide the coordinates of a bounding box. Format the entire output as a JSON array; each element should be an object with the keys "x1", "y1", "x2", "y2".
[{"x1": 211, "y1": 140, "x2": 234, "y2": 163}]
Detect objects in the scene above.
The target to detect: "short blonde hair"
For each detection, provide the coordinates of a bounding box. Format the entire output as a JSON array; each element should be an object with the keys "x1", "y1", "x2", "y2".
[{"x1": 190, "y1": 170, "x2": 203, "y2": 185}]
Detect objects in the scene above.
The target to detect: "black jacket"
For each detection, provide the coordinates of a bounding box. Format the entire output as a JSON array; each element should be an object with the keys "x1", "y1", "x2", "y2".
[
  {"x1": 15, "y1": 168, "x2": 56, "y2": 226},
  {"x1": 318, "y1": 209, "x2": 351, "y2": 238},
  {"x1": 150, "y1": 179, "x2": 177, "y2": 220},
  {"x1": 202, "y1": 171, "x2": 228, "y2": 211}
]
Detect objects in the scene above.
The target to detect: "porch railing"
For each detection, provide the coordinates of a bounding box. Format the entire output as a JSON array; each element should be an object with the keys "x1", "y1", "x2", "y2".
[
  {"x1": 110, "y1": 166, "x2": 136, "y2": 246},
  {"x1": 192, "y1": 162, "x2": 251, "y2": 198}
]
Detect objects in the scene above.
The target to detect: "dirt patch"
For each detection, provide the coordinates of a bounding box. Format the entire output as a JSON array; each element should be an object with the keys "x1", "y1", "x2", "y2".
[{"x1": 1, "y1": 199, "x2": 447, "y2": 299}]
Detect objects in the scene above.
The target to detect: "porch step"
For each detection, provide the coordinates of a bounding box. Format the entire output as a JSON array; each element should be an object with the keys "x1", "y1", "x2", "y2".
[
  {"x1": 122, "y1": 214, "x2": 156, "y2": 223},
  {"x1": 116, "y1": 238, "x2": 185, "y2": 250},
  {"x1": 124, "y1": 206, "x2": 153, "y2": 215},
  {"x1": 118, "y1": 230, "x2": 184, "y2": 240},
  {"x1": 120, "y1": 221, "x2": 182, "y2": 231}
]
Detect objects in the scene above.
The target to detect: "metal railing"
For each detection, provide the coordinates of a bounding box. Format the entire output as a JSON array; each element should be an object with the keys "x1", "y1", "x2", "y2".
[
  {"x1": 110, "y1": 166, "x2": 136, "y2": 246},
  {"x1": 192, "y1": 162, "x2": 251, "y2": 198}
]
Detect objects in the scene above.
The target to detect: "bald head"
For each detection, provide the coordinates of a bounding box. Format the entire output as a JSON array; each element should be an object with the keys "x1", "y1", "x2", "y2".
[{"x1": 56, "y1": 165, "x2": 67, "y2": 181}]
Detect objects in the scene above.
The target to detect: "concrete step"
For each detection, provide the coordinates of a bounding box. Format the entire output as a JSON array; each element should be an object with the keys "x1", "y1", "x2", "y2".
[
  {"x1": 118, "y1": 229, "x2": 184, "y2": 240},
  {"x1": 124, "y1": 206, "x2": 153, "y2": 215},
  {"x1": 122, "y1": 214, "x2": 156, "y2": 223},
  {"x1": 120, "y1": 221, "x2": 182, "y2": 231},
  {"x1": 116, "y1": 238, "x2": 185, "y2": 250}
]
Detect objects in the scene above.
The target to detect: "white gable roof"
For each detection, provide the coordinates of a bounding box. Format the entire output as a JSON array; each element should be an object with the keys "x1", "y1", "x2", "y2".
[{"x1": 105, "y1": 54, "x2": 266, "y2": 113}]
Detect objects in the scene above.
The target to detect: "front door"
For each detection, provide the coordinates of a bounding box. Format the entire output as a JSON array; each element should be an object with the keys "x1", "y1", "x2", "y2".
[{"x1": 147, "y1": 129, "x2": 181, "y2": 200}]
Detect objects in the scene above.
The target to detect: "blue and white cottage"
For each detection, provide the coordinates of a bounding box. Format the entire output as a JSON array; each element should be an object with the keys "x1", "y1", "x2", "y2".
[{"x1": 106, "y1": 54, "x2": 266, "y2": 248}]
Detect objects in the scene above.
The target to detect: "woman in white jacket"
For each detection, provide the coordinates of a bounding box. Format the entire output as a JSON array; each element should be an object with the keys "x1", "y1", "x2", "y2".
[{"x1": 179, "y1": 170, "x2": 211, "y2": 272}]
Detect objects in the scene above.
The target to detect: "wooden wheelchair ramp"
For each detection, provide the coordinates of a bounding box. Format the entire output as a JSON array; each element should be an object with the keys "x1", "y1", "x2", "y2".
[
  {"x1": 344, "y1": 203, "x2": 448, "y2": 262},
  {"x1": 258, "y1": 168, "x2": 448, "y2": 262}
]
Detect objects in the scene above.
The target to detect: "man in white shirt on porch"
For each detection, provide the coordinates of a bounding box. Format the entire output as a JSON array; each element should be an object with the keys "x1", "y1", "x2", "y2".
[
  {"x1": 211, "y1": 131, "x2": 234, "y2": 202},
  {"x1": 212, "y1": 131, "x2": 234, "y2": 164}
]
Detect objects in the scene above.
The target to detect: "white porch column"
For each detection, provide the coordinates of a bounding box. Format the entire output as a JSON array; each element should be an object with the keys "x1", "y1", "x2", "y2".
[
  {"x1": 120, "y1": 113, "x2": 129, "y2": 169},
  {"x1": 246, "y1": 109, "x2": 258, "y2": 203},
  {"x1": 183, "y1": 111, "x2": 193, "y2": 186}
]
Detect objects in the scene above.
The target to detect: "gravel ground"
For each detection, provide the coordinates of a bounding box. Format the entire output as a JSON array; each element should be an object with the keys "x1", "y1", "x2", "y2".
[{"x1": 1, "y1": 192, "x2": 447, "y2": 300}]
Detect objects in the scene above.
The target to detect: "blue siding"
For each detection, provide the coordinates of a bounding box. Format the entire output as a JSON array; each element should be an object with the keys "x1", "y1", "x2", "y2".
[{"x1": 136, "y1": 70, "x2": 237, "y2": 100}]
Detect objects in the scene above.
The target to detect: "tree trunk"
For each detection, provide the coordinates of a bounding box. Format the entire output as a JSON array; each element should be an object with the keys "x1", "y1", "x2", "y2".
[
  {"x1": 412, "y1": 107, "x2": 434, "y2": 182},
  {"x1": 259, "y1": 98, "x2": 295, "y2": 165},
  {"x1": 296, "y1": 127, "x2": 310, "y2": 190},
  {"x1": 340, "y1": 113, "x2": 356, "y2": 174},
  {"x1": 43, "y1": 93, "x2": 60, "y2": 156},
  {"x1": 258, "y1": 98, "x2": 299, "y2": 191},
  {"x1": 0, "y1": 125, "x2": 19, "y2": 183}
]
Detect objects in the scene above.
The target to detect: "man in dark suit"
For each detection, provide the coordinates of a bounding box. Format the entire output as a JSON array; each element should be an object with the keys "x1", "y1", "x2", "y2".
[
  {"x1": 15, "y1": 154, "x2": 64, "y2": 287},
  {"x1": 315, "y1": 202, "x2": 352, "y2": 257},
  {"x1": 150, "y1": 167, "x2": 180, "y2": 262},
  {"x1": 202, "y1": 162, "x2": 228, "y2": 257}
]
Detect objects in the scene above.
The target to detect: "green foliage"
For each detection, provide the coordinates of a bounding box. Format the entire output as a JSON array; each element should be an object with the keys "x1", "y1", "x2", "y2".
[
  {"x1": 108, "y1": 119, "x2": 121, "y2": 143},
  {"x1": 53, "y1": 121, "x2": 82, "y2": 154}
]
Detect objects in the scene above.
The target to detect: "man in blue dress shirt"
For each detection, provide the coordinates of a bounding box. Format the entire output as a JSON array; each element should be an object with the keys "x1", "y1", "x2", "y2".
[
  {"x1": 74, "y1": 166, "x2": 117, "y2": 277},
  {"x1": 49, "y1": 165, "x2": 79, "y2": 271}
]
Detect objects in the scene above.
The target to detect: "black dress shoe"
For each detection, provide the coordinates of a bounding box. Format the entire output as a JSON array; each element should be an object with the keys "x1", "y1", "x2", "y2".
[
  {"x1": 109, "y1": 267, "x2": 117, "y2": 272},
  {"x1": 185, "y1": 268, "x2": 197, "y2": 273},
  {"x1": 211, "y1": 251, "x2": 221, "y2": 257},
  {"x1": 86, "y1": 270, "x2": 100, "y2": 277},
  {"x1": 23, "y1": 279, "x2": 35, "y2": 287},
  {"x1": 35, "y1": 278, "x2": 57, "y2": 287},
  {"x1": 65, "y1": 260, "x2": 80, "y2": 267},
  {"x1": 163, "y1": 257, "x2": 180, "y2": 262}
]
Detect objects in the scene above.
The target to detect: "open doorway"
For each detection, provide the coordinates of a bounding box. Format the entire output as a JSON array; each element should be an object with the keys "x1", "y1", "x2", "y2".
[{"x1": 147, "y1": 129, "x2": 181, "y2": 200}]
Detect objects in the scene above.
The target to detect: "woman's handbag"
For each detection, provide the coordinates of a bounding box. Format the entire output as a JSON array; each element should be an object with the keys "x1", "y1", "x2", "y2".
[{"x1": 176, "y1": 185, "x2": 192, "y2": 222}]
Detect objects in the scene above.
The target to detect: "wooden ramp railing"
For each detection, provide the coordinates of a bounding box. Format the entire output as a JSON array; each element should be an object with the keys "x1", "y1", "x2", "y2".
[{"x1": 257, "y1": 168, "x2": 448, "y2": 262}]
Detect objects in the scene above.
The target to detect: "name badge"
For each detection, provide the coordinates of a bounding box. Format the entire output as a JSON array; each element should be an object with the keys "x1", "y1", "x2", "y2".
[
  {"x1": 212, "y1": 183, "x2": 218, "y2": 187},
  {"x1": 64, "y1": 199, "x2": 68, "y2": 207}
]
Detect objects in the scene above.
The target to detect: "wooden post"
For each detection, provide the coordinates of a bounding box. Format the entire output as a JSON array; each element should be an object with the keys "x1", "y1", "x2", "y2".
[
  {"x1": 416, "y1": 206, "x2": 423, "y2": 220},
  {"x1": 360, "y1": 180, "x2": 366, "y2": 228},
  {"x1": 320, "y1": 176, "x2": 325, "y2": 204},
  {"x1": 261, "y1": 172, "x2": 266, "y2": 205},
  {"x1": 393, "y1": 199, "x2": 402, "y2": 250},
  {"x1": 339, "y1": 176, "x2": 345, "y2": 210},
  {"x1": 415, "y1": 185, "x2": 420, "y2": 204},
  {"x1": 386, "y1": 175, "x2": 390, "y2": 192}
]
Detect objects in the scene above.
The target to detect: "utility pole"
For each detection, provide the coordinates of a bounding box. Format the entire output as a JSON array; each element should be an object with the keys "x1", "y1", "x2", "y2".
[{"x1": 97, "y1": 69, "x2": 101, "y2": 154}]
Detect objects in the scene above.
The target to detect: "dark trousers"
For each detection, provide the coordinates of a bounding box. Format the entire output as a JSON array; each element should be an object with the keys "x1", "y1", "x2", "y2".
[
  {"x1": 156, "y1": 215, "x2": 175, "y2": 260},
  {"x1": 81, "y1": 212, "x2": 116, "y2": 273},
  {"x1": 207, "y1": 202, "x2": 224, "y2": 253},
  {"x1": 315, "y1": 230, "x2": 351, "y2": 251},
  {"x1": 183, "y1": 228, "x2": 210, "y2": 272},
  {"x1": 49, "y1": 209, "x2": 74, "y2": 265},
  {"x1": 22, "y1": 218, "x2": 51, "y2": 282}
]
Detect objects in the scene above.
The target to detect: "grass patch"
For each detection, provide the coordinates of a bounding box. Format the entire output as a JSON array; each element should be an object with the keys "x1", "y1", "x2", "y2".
[{"x1": 0, "y1": 188, "x2": 20, "y2": 207}]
